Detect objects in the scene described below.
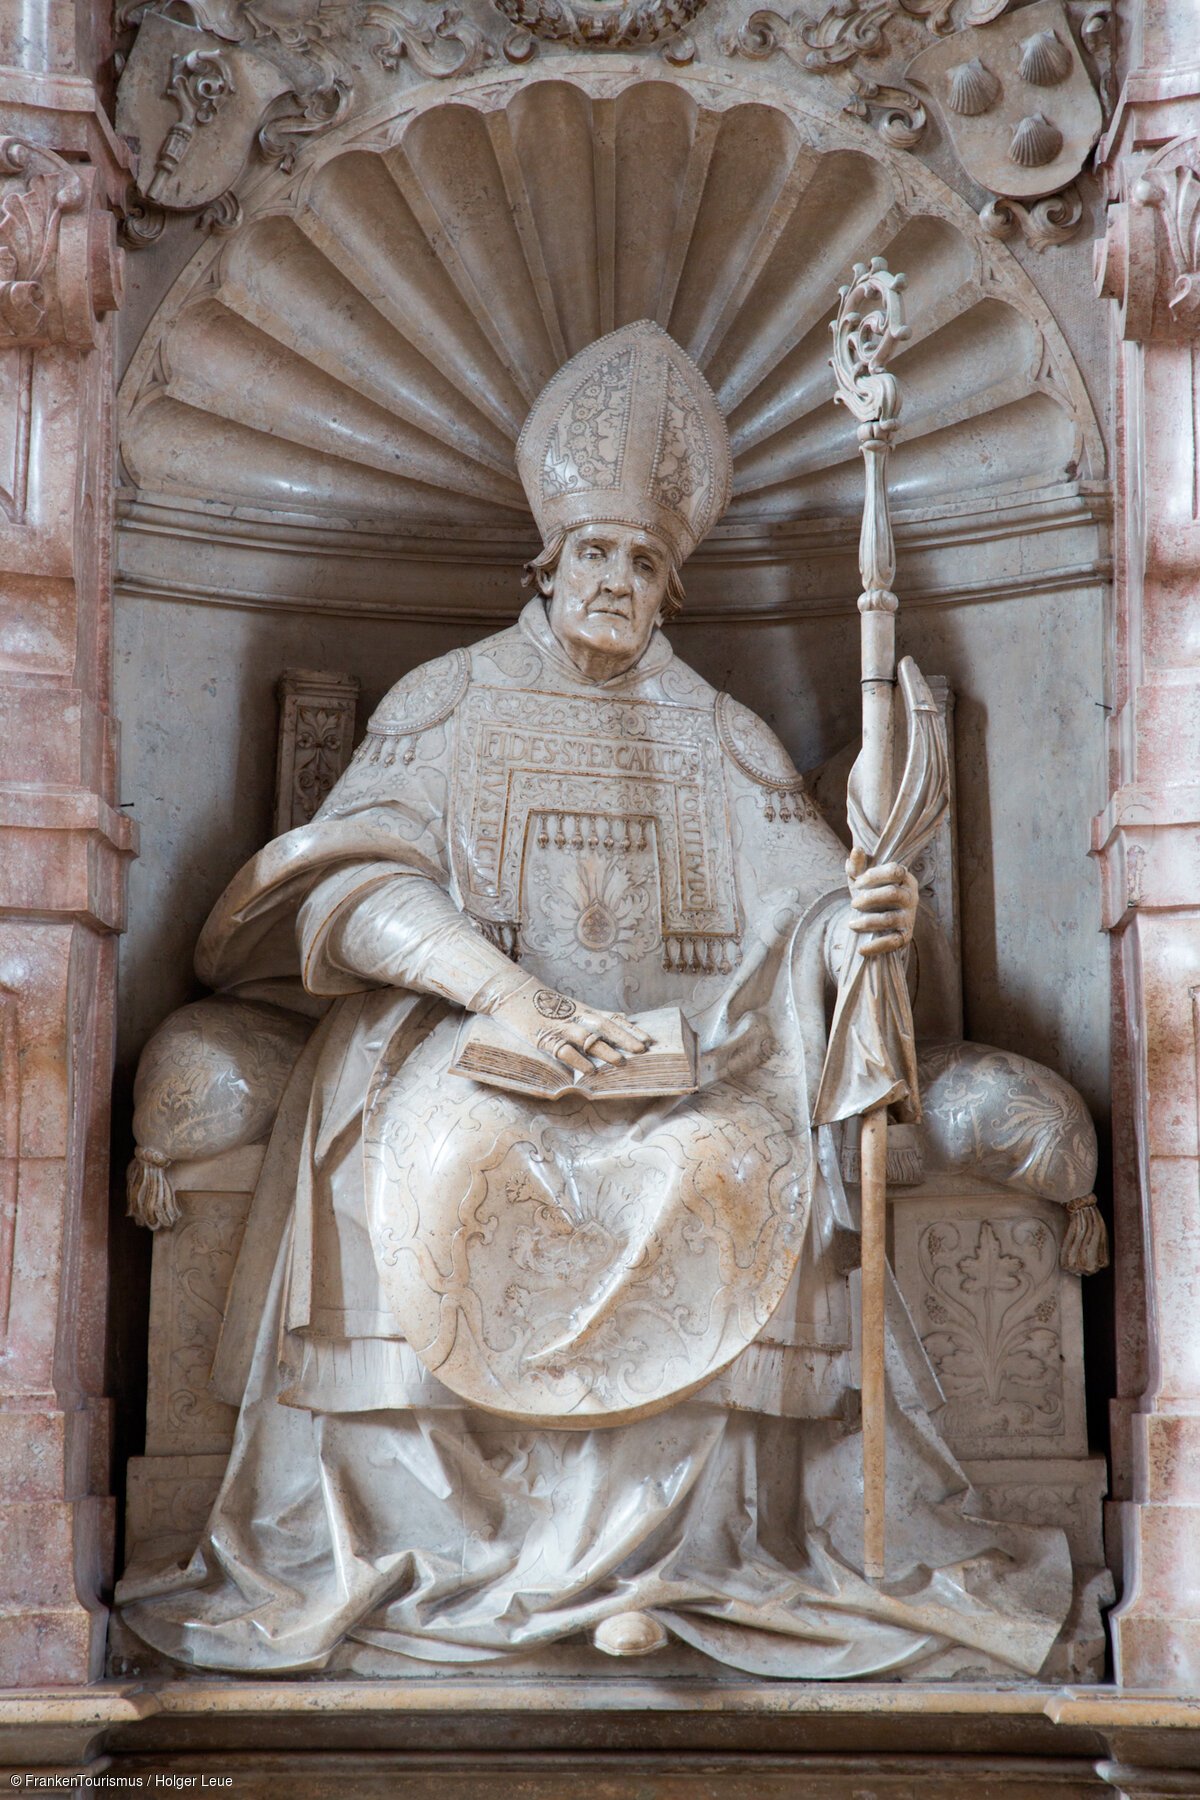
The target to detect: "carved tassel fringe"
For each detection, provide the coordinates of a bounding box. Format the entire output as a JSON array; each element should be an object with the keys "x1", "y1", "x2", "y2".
[
  {"x1": 126, "y1": 1145, "x2": 180, "y2": 1231},
  {"x1": 360, "y1": 730, "x2": 417, "y2": 768},
  {"x1": 533, "y1": 812, "x2": 652, "y2": 855},
  {"x1": 1062, "y1": 1194, "x2": 1110, "y2": 1275},
  {"x1": 663, "y1": 934, "x2": 739, "y2": 975},
  {"x1": 762, "y1": 789, "x2": 810, "y2": 824}
]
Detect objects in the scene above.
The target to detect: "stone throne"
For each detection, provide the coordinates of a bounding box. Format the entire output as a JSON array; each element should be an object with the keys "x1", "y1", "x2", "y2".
[{"x1": 118, "y1": 660, "x2": 1112, "y2": 1681}]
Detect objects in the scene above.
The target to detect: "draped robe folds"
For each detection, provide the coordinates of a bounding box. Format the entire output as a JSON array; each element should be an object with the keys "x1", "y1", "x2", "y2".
[{"x1": 118, "y1": 600, "x2": 1073, "y2": 1678}]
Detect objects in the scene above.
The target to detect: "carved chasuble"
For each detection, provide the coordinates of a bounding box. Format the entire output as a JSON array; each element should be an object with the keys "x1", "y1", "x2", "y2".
[{"x1": 356, "y1": 599, "x2": 826, "y2": 1424}]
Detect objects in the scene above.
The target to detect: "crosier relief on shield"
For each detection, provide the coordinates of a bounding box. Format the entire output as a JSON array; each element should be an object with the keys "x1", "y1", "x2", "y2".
[{"x1": 118, "y1": 321, "x2": 1106, "y2": 1679}]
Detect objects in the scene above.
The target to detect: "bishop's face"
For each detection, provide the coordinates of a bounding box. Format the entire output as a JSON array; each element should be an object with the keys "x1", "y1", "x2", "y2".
[{"x1": 544, "y1": 524, "x2": 672, "y2": 683}]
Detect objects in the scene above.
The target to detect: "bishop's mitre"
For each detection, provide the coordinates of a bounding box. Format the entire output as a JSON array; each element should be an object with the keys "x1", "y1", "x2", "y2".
[{"x1": 516, "y1": 320, "x2": 733, "y2": 566}]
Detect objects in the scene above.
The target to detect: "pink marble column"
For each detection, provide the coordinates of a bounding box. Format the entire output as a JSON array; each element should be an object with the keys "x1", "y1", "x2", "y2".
[
  {"x1": 1093, "y1": 10, "x2": 1200, "y2": 1692},
  {"x1": 0, "y1": 6, "x2": 132, "y2": 1683}
]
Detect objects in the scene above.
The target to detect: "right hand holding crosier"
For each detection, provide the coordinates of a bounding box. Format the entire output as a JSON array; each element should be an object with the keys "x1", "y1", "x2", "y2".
[{"x1": 485, "y1": 977, "x2": 651, "y2": 1076}]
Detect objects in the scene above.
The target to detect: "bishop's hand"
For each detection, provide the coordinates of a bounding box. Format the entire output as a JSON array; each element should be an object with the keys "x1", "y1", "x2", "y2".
[
  {"x1": 846, "y1": 848, "x2": 918, "y2": 958},
  {"x1": 487, "y1": 978, "x2": 651, "y2": 1076}
]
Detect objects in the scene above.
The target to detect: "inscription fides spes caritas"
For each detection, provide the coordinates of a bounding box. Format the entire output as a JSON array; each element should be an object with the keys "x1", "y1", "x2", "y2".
[{"x1": 452, "y1": 685, "x2": 742, "y2": 970}]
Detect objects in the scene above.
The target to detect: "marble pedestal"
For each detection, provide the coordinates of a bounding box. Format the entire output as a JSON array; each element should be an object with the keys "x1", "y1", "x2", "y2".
[{"x1": 6, "y1": 1679, "x2": 1200, "y2": 1796}]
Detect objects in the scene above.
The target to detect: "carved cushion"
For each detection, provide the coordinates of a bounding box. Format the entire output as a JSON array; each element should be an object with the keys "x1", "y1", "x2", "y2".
[
  {"x1": 916, "y1": 1038, "x2": 1097, "y2": 1204},
  {"x1": 132, "y1": 997, "x2": 312, "y2": 1164}
]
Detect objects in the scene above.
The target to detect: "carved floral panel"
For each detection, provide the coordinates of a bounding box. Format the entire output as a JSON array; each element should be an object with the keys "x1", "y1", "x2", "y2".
[
  {"x1": 892, "y1": 1189, "x2": 1087, "y2": 1459},
  {"x1": 143, "y1": 1189, "x2": 251, "y2": 1458}
]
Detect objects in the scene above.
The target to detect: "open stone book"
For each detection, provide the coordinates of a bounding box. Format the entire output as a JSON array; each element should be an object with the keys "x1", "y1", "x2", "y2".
[{"x1": 449, "y1": 1005, "x2": 698, "y2": 1101}]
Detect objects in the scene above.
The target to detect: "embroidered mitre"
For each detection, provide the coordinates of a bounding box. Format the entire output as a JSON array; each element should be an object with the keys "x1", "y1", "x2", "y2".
[{"x1": 516, "y1": 321, "x2": 733, "y2": 564}]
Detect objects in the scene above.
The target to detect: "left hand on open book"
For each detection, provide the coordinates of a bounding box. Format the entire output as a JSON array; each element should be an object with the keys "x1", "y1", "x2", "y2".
[
  {"x1": 487, "y1": 977, "x2": 652, "y2": 1076},
  {"x1": 846, "y1": 849, "x2": 918, "y2": 958}
]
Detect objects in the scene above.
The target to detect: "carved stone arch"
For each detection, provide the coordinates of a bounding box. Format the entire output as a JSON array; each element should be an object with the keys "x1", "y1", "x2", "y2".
[{"x1": 115, "y1": 61, "x2": 1105, "y2": 616}]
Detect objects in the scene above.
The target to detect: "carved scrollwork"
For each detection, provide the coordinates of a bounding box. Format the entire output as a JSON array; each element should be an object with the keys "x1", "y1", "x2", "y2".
[
  {"x1": 197, "y1": 188, "x2": 243, "y2": 234},
  {"x1": 0, "y1": 140, "x2": 123, "y2": 350},
  {"x1": 980, "y1": 181, "x2": 1084, "y2": 248},
  {"x1": 501, "y1": 25, "x2": 538, "y2": 59},
  {"x1": 488, "y1": 0, "x2": 710, "y2": 51},
  {"x1": 119, "y1": 186, "x2": 168, "y2": 250},
  {"x1": 716, "y1": 9, "x2": 784, "y2": 60},
  {"x1": 843, "y1": 72, "x2": 927, "y2": 148},
  {"x1": 365, "y1": 2, "x2": 493, "y2": 75},
  {"x1": 257, "y1": 78, "x2": 352, "y2": 171},
  {"x1": 720, "y1": 0, "x2": 956, "y2": 77},
  {"x1": 830, "y1": 255, "x2": 909, "y2": 429},
  {"x1": 719, "y1": 9, "x2": 927, "y2": 146}
]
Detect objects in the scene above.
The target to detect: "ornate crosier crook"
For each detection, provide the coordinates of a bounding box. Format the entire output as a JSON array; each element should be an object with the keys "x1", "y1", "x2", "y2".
[{"x1": 817, "y1": 256, "x2": 950, "y2": 1581}]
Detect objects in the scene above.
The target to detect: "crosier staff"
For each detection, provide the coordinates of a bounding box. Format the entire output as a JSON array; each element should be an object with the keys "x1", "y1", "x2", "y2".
[{"x1": 814, "y1": 257, "x2": 950, "y2": 1581}]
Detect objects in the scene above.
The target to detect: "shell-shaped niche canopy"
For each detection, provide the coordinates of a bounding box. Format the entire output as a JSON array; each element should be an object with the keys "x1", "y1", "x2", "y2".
[{"x1": 119, "y1": 74, "x2": 1100, "y2": 561}]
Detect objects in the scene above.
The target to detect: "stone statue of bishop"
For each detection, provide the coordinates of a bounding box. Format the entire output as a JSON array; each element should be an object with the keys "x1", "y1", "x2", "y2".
[{"x1": 119, "y1": 322, "x2": 1074, "y2": 1678}]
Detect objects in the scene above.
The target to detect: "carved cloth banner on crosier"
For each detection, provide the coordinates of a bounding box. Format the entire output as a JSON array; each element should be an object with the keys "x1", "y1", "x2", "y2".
[{"x1": 814, "y1": 658, "x2": 951, "y2": 1128}]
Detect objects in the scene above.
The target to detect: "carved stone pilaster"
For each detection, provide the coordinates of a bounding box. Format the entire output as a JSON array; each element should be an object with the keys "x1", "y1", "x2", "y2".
[
  {"x1": 0, "y1": 139, "x2": 123, "y2": 350},
  {"x1": 0, "y1": 9, "x2": 133, "y2": 1686},
  {"x1": 1092, "y1": 30, "x2": 1200, "y2": 1694},
  {"x1": 274, "y1": 669, "x2": 360, "y2": 835}
]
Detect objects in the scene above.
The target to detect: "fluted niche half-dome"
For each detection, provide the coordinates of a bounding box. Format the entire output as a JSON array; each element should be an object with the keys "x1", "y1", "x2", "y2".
[{"x1": 119, "y1": 73, "x2": 1101, "y2": 556}]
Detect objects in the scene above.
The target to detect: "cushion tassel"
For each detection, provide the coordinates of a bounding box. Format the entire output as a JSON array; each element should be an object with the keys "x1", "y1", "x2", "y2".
[{"x1": 126, "y1": 1145, "x2": 180, "y2": 1231}]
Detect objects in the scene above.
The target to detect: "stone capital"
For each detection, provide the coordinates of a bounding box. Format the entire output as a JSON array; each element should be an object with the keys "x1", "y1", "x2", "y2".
[
  {"x1": 0, "y1": 138, "x2": 123, "y2": 351},
  {"x1": 1096, "y1": 135, "x2": 1200, "y2": 343}
]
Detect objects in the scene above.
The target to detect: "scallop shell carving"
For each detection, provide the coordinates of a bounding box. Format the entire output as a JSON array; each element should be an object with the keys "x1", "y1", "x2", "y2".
[
  {"x1": 117, "y1": 80, "x2": 1096, "y2": 551},
  {"x1": 947, "y1": 57, "x2": 1001, "y2": 118},
  {"x1": 1009, "y1": 112, "x2": 1063, "y2": 168},
  {"x1": 1018, "y1": 28, "x2": 1072, "y2": 87}
]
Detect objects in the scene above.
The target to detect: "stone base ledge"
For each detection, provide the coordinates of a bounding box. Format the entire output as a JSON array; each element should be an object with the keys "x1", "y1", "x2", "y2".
[{"x1": 2, "y1": 1682, "x2": 1200, "y2": 1791}]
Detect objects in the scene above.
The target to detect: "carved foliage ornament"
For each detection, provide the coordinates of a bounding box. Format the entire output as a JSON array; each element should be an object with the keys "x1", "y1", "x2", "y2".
[
  {"x1": 0, "y1": 140, "x2": 123, "y2": 349},
  {"x1": 274, "y1": 667, "x2": 360, "y2": 834},
  {"x1": 720, "y1": 7, "x2": 931, "y2": 148},
  {"x1": 918, "y1": 1215, "x2": 1066, "y2": 1452},
  {"x1": 1095, "y1": 135, "x2": 1200, "y2": 344},
  {"x1": 486, "y1": 0, "x2": 707, "y2": 52},
  {"x1": 116, "y1": 0, "x2": 491, "y2": 226}
]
